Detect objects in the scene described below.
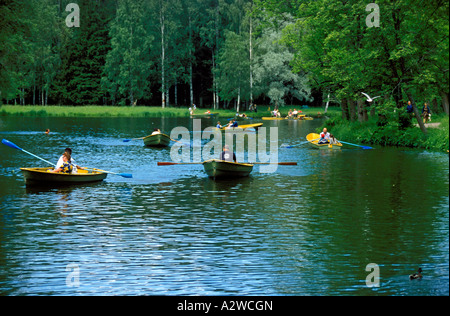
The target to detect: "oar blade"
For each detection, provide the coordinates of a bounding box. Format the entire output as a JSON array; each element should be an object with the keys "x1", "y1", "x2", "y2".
[
  {"x1": 2, "y1": 139, "x2": 22, "y2": 151},
  {"x1": 123, "y1": 139, "x2": 132, "y2": 143},
  {"x1": 119, "y1": 173, "x2": 133, "y2": 178},
  {"x1": 158, "y1": 162, "x2": 177, "y2": 166}
]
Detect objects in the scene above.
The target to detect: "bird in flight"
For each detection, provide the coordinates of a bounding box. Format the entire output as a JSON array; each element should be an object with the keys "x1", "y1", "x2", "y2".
[{"x1": 361, "y1": 92, "x2": 381, "y2": 102}]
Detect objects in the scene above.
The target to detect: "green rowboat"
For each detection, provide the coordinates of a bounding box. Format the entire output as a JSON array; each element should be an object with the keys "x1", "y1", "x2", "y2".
[
  {"x1": 143, "y1": 133, "x2": 171, "y2": 147},
  {"x1": 202, "y1": 159, "x2": 254, "y2": 179}
]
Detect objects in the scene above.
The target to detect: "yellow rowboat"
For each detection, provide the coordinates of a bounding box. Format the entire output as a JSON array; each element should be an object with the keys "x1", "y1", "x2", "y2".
[
  {"x1": 20, "y1": 168, "x2": 107, "y2": 186},
  {"x1": 143, "y1": 133, "x2": 171, "y2": 147},
  {"x1": 306, "y1": 133, "x2": 342, "y2": 150},
  {"x1": 217, "y1": 123, "x2": 263, "y2": 131},
  {"x1": 202, "y1": 159, "x2": 254, "y2": 179},
  {"x1": 262, "y1": 116, "x2": 313, "y2": 121},
  {"x1": 262, "y1": 117, "x2": 285, "y2": 120}
]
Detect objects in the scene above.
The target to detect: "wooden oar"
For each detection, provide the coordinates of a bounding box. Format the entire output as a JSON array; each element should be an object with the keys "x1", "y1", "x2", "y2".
[
  {"x1": 158, "y1": 162, "x2": 203, "y2": 166},
  {"x1": 158, "y1": 161, "x2": 297, "y2": 166},
  {"x1": 250, "y1": 162, "x2": 297, "y2": 165},
  {"x1": 2, "y1": 139, "x2": 56, "y2": 166},
  {"x1": 338, "y1": 140, "x2": 373, "y2": 150}
]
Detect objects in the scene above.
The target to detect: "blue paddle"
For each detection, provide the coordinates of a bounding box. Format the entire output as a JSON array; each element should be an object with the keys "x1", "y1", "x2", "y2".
[
  {"x1": 2, "y1": 139, "x2": 133, "y2": 178},
  {"x1": 338, "y1": 140, "x2": 373, "y2": 150},
  {"x1": 2, "y1": 139, "x2": 56, "y2": 166}
]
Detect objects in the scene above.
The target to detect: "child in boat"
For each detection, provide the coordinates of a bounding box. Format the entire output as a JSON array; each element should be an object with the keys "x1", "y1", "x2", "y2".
[
  {"x1": 329, "y1": 134, "x2": 341, "y2": 145},
  {"x1": 216, "y1": 121, "x2": 222, "y2": 129},
  {"x1": 52, "y1": 152, "x2": 73, "y2": 174}
]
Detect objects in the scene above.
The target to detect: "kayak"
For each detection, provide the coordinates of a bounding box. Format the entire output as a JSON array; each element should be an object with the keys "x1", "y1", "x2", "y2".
[
  {"x1": 143, "y1": 133, "x2": 171, "y2": 147},
  {"x1": 202, "y1": 159, "x2": 254, "y2": 179},
  {"x1": 306, "y1": 133, "x2": 342, "y2": 150},
  {"x1": 217, "y1": 123, "x2": 263, "y2": 131},
  {"x1": 20, "y1": 168, "x2": 107, "y2": 186}
]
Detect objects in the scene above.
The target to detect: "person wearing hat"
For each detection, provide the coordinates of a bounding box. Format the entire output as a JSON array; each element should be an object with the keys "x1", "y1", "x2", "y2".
[{"x1": 220, "y1": 145, "x2": 237, "y2": 163}]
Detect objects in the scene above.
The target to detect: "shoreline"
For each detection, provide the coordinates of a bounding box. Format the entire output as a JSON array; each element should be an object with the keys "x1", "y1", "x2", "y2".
[{"x1": 0, "y1": 104, "x2": 330, "y2": 119}]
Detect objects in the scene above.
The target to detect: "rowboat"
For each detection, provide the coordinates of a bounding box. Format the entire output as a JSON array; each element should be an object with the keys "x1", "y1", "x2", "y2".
[
  {"x1": 143, "y1": 133, "x2": 171, "y2": 147},
  {"x1": 262, "y1": 117, "x2": 285, "y2": 120},
  {"x1": 202, "y1": 159, "x2": 254, "y2": 179},
  {"x1": 20, "y1": 168, "x2": 107, "y2": 186},
  {"x1": 306, "y1": 133, "x2": 342, "y2": 150},
  {"x1": 262, "y1": 116, "x2": 313, "y2": 121},
  {"x1": 217, "y1": 123, "x2": 263, "y2": 131}
]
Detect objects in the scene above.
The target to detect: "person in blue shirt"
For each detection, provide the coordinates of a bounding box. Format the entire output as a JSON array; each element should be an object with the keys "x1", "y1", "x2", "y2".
[
  {"x1": 406, "y1": 101, "x2": 413, "y2": 114},
  {"x1": 220, "y1": 145, "x2": 237, "y2": 162}
]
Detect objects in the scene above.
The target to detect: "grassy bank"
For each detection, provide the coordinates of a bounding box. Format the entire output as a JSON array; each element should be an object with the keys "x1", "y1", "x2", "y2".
[
  {"x1": 0, "y1": 104, "x2": 334, "y2": 118},
  {"x1": 319, "y1": 112, "x2": 449, "y2": 152}
]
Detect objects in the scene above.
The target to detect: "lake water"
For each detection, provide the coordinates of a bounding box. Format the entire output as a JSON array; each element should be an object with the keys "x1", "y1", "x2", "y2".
[{"x1": 0, "y1": 116, "x2": 448, "y2": 296}]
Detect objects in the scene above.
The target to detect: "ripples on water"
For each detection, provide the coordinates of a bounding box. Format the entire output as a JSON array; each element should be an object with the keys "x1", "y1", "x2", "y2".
[{"x1": 0, "y1": 117, "x2": 448, "y2": 296}]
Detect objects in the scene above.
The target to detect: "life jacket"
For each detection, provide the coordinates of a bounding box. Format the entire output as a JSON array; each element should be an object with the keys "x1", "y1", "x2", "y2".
[{"x1": 61, "y1": 161, "x2": 73, "y2": 174}]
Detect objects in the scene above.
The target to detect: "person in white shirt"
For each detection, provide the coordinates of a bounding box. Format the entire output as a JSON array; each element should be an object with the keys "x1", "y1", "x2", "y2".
[
  {"x1": 318, "y1": 128, "x2": 331, "y2": 144},
  {"x1": 56, "y1": 148, "x2": 81, "y2": 174}
]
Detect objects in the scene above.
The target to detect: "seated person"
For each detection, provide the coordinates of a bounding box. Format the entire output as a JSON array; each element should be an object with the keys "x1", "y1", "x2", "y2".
[
  {"x1": 220, "y1": 145, "x2": 237, "y2": 162},
  {"x1": 318, "y1": 128, "x2": 331, "y2": 144},
  {"x1": 151, "y1": 128, "x2": 161, "y2": 135},
  {"x1": 51, "y1": 152, "x2": 73, "y2": 174}
]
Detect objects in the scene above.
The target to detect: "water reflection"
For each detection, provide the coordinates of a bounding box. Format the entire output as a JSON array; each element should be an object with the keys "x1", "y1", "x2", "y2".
[{"x1": 0, "y1": 117, "x2": 448, "y2": 296}]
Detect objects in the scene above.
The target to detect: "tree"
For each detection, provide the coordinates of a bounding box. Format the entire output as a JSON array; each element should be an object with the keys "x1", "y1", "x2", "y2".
[{"x1": 102, "y1": 0, "x2": 153, "y2": 106}]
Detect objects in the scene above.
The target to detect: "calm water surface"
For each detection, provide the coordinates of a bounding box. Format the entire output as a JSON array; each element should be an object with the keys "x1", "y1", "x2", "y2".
[{"x1": 0, "y1": 116, "x2": 448, "y2": 296}]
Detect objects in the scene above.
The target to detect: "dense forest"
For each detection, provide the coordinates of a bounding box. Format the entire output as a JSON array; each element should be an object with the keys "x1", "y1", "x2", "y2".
[{"x1": 0, "y1": 0, "x2": 448, "y2": 120}]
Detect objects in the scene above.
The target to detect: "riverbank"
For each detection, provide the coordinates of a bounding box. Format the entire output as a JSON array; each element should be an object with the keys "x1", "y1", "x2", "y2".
[
  {"x1": 0, "y1": 104, "x2": 335, "y2": 118},
  {"x1": 320, "y1": 114, "x2": 449, "y2": 152}
]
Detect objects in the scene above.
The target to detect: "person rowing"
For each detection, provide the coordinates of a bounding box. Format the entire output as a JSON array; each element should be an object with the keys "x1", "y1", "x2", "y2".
[
  {"x1": 220, "y1": 145, "x2": 237, "y2": 163},
  {"x1": 55, "y1": 148, "x2": 82, "y2": 173},
  {"x1": 151, "y1": 128, "x2": 161, "y2": 135},
  {"x1": 318, "y1": 128, "x2": 331, "y2": 144}
]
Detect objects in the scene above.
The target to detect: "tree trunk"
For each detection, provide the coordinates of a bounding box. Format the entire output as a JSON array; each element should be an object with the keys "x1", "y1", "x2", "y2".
[
  {"x1": 357, "y1": 98, "x2": 367, "y2": 122},
  {"x1": 348, "y1": 99, "x2": 356, "y2": 121},
  {"x1": 325, "y1": 93, "x2": 330, "y2": 113},
  {"x1": 405, "y1": 89, "x2": 427, "y2": 135},
  {"x1": 341, "y1": 98, "x2": 349, "y2": 120},
  {"x1": 439, "y1": 90, "x2": 449, "y2": 115},
  {"x1": 249, "y1": 14, "x2": 253, "y2": 108},
  {"x1": 188, "y1": 14, "x2": 194, "y2": 107},
  {"x1": 160, "y1": 0, "x2": 165, "y2": 108}
]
